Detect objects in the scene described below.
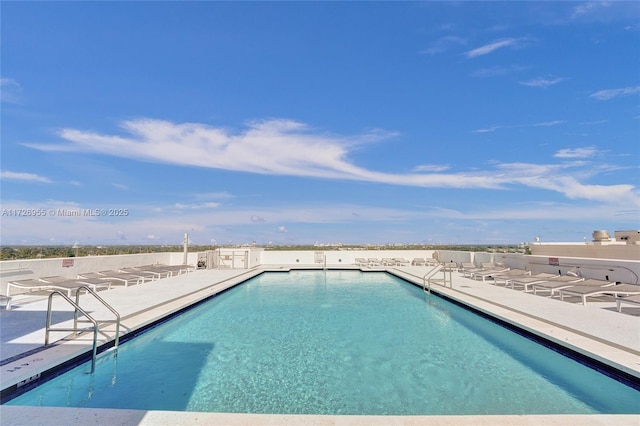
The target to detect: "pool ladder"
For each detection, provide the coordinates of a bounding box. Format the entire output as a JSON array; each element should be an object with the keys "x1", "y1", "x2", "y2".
[
  {"x1": 422, "y1": 263, "x2": 455, "y2": 294},
  {"x1": 45, "y1": 286, "x2": 121, "y2": 373}
]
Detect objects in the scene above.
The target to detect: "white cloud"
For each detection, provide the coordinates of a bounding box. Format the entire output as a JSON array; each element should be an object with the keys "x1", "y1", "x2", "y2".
[
  {"x1": 465, "y1": 38, "x2": 524, "y2": 58},
  {"x1": 0, "y1": 170, "x2": 52, "y2": 183},
  {"x1": 572, "y1": 1, "x2": 612, "y2": 18},
  {"x1": 420, "y1": 36, "x2": 466, "y2": 55},
  {"x1": 473, "y1": 120, "x2": 564, "y2": 133},
  {"x1": 0, "y1": 78, "x2": 22, "y2": 103},
  {"x1": 412, "y1": 164, "x2": 451, "y2": 172},
  {"x1": 472, "y1": 126, "x2": 502, "y2": 134},
  {"x1": 589, "y1": 86, "x2": 640, "y2": 100},
  {"x1": 554, "y1": 147, "x2": 598, "y2": 159},
  {"x1": 278, "y1": 226, "x2": 288, "y2": 233},
  {"x1": 519, "y1": 77, "x2": 564, "y2": 88},
  {"x1": 532, "y1": 120, "x2": 565, "y2": 127},
  {"x1": 173, "y1": 202, "x2": 221, "y2": 210},
  {"x1": 23, "y1": 118, "x2": 635, "y2": 203}
]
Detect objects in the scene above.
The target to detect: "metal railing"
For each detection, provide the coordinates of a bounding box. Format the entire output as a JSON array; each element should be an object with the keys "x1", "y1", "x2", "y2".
[
  {"x1": 45, "y1": 286, "x2": 121, "y2": 373},
  {"x1": 422, "y1": 265, "x2": 443, "y2": 294}
]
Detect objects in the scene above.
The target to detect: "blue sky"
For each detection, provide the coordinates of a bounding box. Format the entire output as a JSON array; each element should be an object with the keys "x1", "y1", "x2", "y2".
[{"x1": 1, "y1": 1, "x2": 639, "y2": 246}]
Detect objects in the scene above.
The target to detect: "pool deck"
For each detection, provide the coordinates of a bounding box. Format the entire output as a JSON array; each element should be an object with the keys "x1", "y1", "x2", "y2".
[{"x1": 1, "y1": 265, "x2": 639, "y2": 425}]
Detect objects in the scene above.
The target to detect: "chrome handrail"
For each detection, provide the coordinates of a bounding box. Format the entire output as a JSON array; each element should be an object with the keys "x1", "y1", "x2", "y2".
[
  {"x1": 422, "y1": 265, "x2": 443, "y2": 294},
  {"x1": 45, "y1": 286, "x2": 121, "y2": 373}
]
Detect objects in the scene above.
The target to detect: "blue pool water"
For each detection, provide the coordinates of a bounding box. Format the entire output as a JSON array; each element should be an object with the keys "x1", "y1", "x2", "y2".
[{"x1": 7, "y1": 270, "x2": 640, "y2": 414}]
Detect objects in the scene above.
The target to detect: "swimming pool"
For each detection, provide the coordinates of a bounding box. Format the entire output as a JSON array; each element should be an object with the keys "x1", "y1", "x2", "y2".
[{"x1": 5, "y1": 270, "x2": 640, "y2": 414}]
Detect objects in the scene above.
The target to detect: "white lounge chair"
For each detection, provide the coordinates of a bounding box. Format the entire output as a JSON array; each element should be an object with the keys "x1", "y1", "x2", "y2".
[
  {"x1": 411, "y1": 258, "x2": 426, "y2": 266},
  {"x1": 616, "y1": 294, "x2": 640, "y2": 312},
  {"x1": 490, "y1": 269, "x2": 531, "y2": 286},
  {"x1": 471, "y1": 267, "x2": 510, "y2": 282},
  {"x1": 505, "y1": 273, "x2": 560, "y2": 291},
  {"x1": 5, "y1": 278, "x2": 112, "y2": 310},
  {"x1": 78, "y1": 271, "x2": 142, "y2": 287},
  {"x1": 532, "y1": 278, "x2": 614, "y2": 298},
  {"x1": 559, "y1": 283, "x2": 640, "y2": 306}
]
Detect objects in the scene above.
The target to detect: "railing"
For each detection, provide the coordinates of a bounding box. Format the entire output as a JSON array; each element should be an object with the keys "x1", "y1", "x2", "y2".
[
  {"x1": 45, "y1": 286, "x2": 121, "y2": 373},
  {"x1": 422, "y1": 265, "x2": 443, "y2": 294}
]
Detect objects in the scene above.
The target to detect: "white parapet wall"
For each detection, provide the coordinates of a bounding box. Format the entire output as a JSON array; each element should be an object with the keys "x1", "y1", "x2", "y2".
[
  {"x1": 0, "y1": 252, "x2": 200, "y2": 296},
  {"x1": 259, "y1": 250, "x2": 437, "y2": 267}
]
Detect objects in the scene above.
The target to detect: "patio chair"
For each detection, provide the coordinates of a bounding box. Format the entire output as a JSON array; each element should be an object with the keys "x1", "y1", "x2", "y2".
[
  {"x1": 5, "y1": 278, "x2": 112, "y2": 310},
  {"x1": 532, "y1": 278, "x2": 614, "y2": 298},
  {"x1": 559, "y1": 283, "x2": 640, "y2": 306},
  {"x1": 490, "y1": 269, "x2": 532, "y2": 286},
  {"x1": 616, "y1": 294, "x2": 640, "y2": 312}
]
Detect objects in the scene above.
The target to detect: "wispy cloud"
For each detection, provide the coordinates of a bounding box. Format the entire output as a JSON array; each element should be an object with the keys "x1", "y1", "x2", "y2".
[
  {"x1": 23, "y1": 118, "x2": 636, "y2": 204},
  {"x1": 0, "y1": 78, "x2": 23, "y2": 104},
  {"x1": 472, "y1": 126, "x2": 502, "y2": 134},
  {"x1": 0, "y1": 170, "x2": 52, "y2": 183},
  {"x1": 473, "y1": 120, "x2": 565, "y2": 133},
  {"x1": 519, "y1": 77, "x2": 564, "y2": 88},
  {"x1": 465, "y1": 38, "x2": 526, "y2": 58},
  {"x1": 173, "y1": 202, "x2": 221, "y2": 210},
  {"x1": 572, "y1": 1, "x2": 612, "y2": 19},
  {"x1": 589, "y1": 86, "x2": 640, "y2": 100},
  {"x1": 554, "y1": 147, "x2": 598, "y2": 159},
  {"x1": 420, "y1": 36, "x2": 466, "y2": 55},
  {"x1": 533, "y1": 120, "x2": 566, "y2": 127},
  {"x1": 412, "y1": 164, "x2": 450, "y2": 173}
]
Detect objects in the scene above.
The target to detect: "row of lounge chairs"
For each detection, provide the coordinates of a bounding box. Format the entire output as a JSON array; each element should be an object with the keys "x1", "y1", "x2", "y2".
[
  {"x1": 355, "y1": 257, "x2": 443, "y2": 267},
  {"x1": 355, "y1": 258, "x2": 411, "y2": 267},
  {"x1": 5, "y1": 264, "x2": 194, "y2": 310},
  {"x1": 458, "y1": 263, "x2": 640, "y2": 309}
]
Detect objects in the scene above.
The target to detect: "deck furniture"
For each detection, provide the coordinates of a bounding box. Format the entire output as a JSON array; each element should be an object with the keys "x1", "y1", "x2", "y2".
[
  {"x1": 532, "y1": 278, "x2": 614, "y2": 298},
  {"x1": 616, "y1": 295, "x2": 640, "y2": 312},
  {"x1": 559, "y1": 283, "x2": 640, "y2": 306}
]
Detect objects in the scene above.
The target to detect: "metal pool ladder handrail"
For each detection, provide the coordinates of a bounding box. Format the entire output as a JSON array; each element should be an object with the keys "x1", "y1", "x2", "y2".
[
  {"x1": 422, "y1": 264, "x2": 443, "y2": 294},
  {"x1": 45, "y1": 286, "x2": 121, "y2": 373}
]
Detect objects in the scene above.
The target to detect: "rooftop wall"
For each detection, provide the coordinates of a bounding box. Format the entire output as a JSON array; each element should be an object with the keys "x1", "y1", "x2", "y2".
[
  {"x1": 0, "y1": 252, "x2": 199, "y2": 295},
  {"x1": 530, "y1": 242, "x2": 640, "y2": 261}
]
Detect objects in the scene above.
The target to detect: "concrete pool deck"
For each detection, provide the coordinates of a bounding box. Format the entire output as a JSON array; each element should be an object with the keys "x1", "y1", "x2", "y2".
[{"x1": 1, "y1": 265, "x2": 639, "y2": 425}]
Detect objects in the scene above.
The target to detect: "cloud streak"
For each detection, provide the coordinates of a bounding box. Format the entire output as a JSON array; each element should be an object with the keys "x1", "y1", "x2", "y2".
[
  {"x1": 590, "y1": 86, "x2": 640, "y2": 100},
  {"x1": 1, "y1": 170, "x2": 52, "y2": 183},
  {"x1": 24, "y1": 118, "x2": 638, "y2": 205},
  {"x1": 519, "y1": 77, "x2": 564, "y2": 88},
  {"x1": 465, "y1": 38, "x2": 525, "y2": 58}
]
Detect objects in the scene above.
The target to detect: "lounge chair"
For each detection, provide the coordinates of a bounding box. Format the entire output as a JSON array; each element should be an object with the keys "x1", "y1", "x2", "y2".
[
  {"x1": 6, "y1": 278, "x2": 112, "y2": 309},
  {"x1": 616, "y1": 294, "x2": 640, "y2": 312},
  {"x1": 354, "y1": 258, "x2": 368, "y2": 266},
  {"x1": 78, "y1": 271, "x2": 142, "y2": 287},
  {"x1": 532, "y1": 278, "x2": 614, "y2": 298},
  {"x1": 489, "y1": 269, "x2": 532, "y2": 286},
  {"x1": 367, "y1": 258, "x2": 382, "y2": 266},
  {"x1": 471, "y1": 267, "x2": 510, "y2": 282},
  {"x1": 411, "y1": 258, "x2": 426, "y2": 266},
  {"x1": 393, "y1": 258, "x2": 410, "y2": 266},
  {"x1": 462, "y1": 263, "x2": 497, "y2": 278},
  {"x1": 559, "y1": 283, "x2": 640, "y2": 306},
  {"x1": 505, "y1": 273, "x2": 560, "y2": 291},
  {"x1": 381, "y1": 258, "x2": 396, "y2": 266},
  {"x1": 120, "y1": 267, "x2": 164, "y2": 280},
  {"x1": 138, "y1": 264, "x2": 193, "y2": 275}
]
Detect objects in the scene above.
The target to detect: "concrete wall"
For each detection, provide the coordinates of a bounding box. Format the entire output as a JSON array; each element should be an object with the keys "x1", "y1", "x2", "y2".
[
  {"x1": 530, "y1": 242, "x2": 640, "y2": 261},
  {"x1": 259, "y1": 250, "x2": 436, "y2": 266},
  {"x1": 0, "y1": 252, "x2": 199, "y2": 295},
  {"x1": 525, "y1": 255, "x2": 640, "y2": 284}
]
